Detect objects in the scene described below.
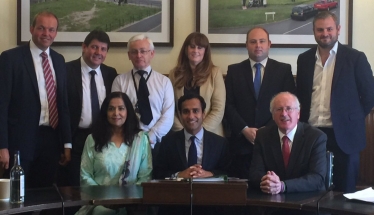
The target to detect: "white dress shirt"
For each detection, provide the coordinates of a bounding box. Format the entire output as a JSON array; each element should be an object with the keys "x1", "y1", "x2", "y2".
[
  {"x1": 111, "y1": 66, "x2": 174, "y2": 147},
  {"x1": 309, "y1": 42, "x2": 338, "y2": 127},
  {"x1": 29, "y1": 40, "x2": 57, "y2": 126},
  {"x1": 29, "y1": 40, "x2": 71, "y2": 148},
  {"x1": 278, "y1": 125, "x2": 298, "y2": 151},
  {"x1": 79, "y1": 57, "x2": 106, "y2": 128},
  {"x1": 249, "y1": 57, "x2": 268, "y2": 83},
  {"x1": 184, "y1": 128, "x2": 204, "y2": 165}
]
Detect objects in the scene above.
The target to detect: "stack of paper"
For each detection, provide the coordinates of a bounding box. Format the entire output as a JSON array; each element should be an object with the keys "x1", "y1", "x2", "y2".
[{"x1": 344, "y1": 187, "x2": 374, "y2": 203}]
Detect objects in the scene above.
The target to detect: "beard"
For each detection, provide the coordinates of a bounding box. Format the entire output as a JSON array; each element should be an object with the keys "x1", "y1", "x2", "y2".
[{"x1": 316, "y1": 36, "x2": 338, "y2": 49}]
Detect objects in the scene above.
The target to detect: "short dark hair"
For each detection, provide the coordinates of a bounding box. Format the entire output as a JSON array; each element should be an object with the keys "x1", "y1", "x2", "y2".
[
  {"x1": 32, "y1": 11, "x2": 59, "y2": 30},
  {"x1": 246, "y1": 27, "x2": 270, "y2": 43},
  {"x1": 92, "y1": 92, "x2": 141, "y2": 152},
  {"x1": 83, "y1": 30, "x2": 111, "y2": 51},
  {"x1": 177, "y1": 94, "x2": 206, "y2": 114},
  {"x1": 313, "y1": 11, "x2": 339, "y2": 28}
]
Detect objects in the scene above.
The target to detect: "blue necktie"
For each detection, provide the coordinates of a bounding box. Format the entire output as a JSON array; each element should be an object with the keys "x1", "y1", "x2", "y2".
[
  {"x1": 188, "y1": 136, "x2": 197, "y2": 167},
  {"x1": 89, "y1": 70, "x2": 100, "y2": 125},
  {"x1": 254, "y1": 63, "x2": 262, "y2": 99}
]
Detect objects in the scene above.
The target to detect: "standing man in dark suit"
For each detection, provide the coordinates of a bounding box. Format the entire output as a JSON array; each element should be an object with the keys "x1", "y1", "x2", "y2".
[
  {"x1": 154, "y1": 94, "x2": 230, "y2": 179},
  {"x1": 296, "y1": 11, "x2": 374, "y2": 192},
  {"x1": 61, "y1": 30, "x2": 117, "y2": 186},
  {"x1": 250, "y1": 92, "x2": 326, "y2": 215},
  {"x1": 0, "y1": 12, "x2": 72, "y2": 188},
  {"x1": 225, "y1": 27, "x2": 295, "y2": 179}
]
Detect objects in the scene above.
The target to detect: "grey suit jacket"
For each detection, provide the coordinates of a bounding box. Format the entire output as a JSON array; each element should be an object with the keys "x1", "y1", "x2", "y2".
[{"x1": 249, "y1": 122, "x2": 327, "y2": 193}]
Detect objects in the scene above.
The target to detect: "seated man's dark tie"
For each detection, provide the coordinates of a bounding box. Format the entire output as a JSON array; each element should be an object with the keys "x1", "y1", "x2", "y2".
[
  {"x1": 90, "y1": 70, "x2": 100, "y2": 125},
  {"x1": 137, "y1": 70, "x2": 153, "y2": 125},
  {"x1": 188, "y1": 136, "x2": 197, "y2": 167}
]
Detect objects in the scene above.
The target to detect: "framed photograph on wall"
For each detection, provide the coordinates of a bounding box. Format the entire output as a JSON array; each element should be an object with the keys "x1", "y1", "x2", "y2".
[
  {"x1": 196, "y1": 0, "x2": 352, "y2": 48},
  {"x1": 17, "y1": 0, "x2": 174, "y2": 47}
]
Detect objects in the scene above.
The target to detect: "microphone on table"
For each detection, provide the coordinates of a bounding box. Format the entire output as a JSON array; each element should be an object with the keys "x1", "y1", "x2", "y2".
[
  {"x1": 53, "y1": 183, "x2": 65, "y2": 215},
  {"x1": 317, "y1": 184, "x2": 335, "y2": 215}
]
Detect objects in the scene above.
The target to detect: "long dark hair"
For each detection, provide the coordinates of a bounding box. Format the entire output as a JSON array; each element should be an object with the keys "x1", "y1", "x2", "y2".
[
  {"x1": 172, "y1": 32, "x2": 214, "y2": 89},
  {"x1": 91, "y1": 92, "x2": 141, "y2": 152}
]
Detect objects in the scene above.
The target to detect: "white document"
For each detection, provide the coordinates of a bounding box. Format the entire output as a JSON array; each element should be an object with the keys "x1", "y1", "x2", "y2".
[{"x1": 344, "y1": 187, "x2": 374, "y2": 203}]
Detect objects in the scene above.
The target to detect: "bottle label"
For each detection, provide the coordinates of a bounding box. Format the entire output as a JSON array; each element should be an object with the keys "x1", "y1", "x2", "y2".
[{"x1": 20, "y1": 175, "x2": 25, "y2": 197}]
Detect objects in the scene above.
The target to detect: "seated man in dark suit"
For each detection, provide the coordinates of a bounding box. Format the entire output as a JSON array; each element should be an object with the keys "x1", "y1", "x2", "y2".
[
  {"x1": 249, "y1": 92, "x2": 327, "y2": 215},
  {"x1": 250, "y1": 92, "x2": 327, "y2": 194},
  {"x1": 154, "y1": 94, "x2": 230, "y2": 179}
]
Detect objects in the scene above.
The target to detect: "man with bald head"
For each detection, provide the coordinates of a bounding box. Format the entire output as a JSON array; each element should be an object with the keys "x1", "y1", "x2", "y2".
[
  {"x1": 225, "y1": 27, "x2": 295, "y2": 179},
  {"x1": 250, "y1": 92, "x2": 326, "y2": 195}
]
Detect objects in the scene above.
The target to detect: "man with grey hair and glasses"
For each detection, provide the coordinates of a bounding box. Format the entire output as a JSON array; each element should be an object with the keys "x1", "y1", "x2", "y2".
[
  {"x1": 112, "y1": 34, "x2": 174, "y2": 155},
  {"x1": 250, "y1": 92, "x2": 327, "y2": 198},
  {"x1": 296, "y1": 11, "x2": 374, "y2": 192}
]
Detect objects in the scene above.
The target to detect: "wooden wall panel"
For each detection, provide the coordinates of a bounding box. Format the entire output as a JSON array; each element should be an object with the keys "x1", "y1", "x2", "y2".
[{"x1": 359, "y1": 109, "x2": 374, "y2": 186}]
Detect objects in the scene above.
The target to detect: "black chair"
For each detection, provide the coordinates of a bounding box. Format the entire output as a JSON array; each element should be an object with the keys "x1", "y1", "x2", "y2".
[{"x1": 325, "y1": 151, "x2": 334, "y2": 190}]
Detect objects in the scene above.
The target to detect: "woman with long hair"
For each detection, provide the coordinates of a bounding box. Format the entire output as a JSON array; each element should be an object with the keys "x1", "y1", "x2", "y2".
[
  {"x1": 76, "y1": 92, "x2": 152, "y2": 215},
  {"x1": 169, "y1": 32, "x2": 225, "y2": 136}
]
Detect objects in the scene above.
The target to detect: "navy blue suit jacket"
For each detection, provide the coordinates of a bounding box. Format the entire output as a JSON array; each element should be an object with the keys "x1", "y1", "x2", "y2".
[
  {"x1": 66, "y1": 58, "x2": 117, "y2": 136},
  {"x1": 153, "y1": 129, "x2": 230, "y2": 179},
  {"x1": 225, "y1": 58, "x2": 295, "y2": 154},
  {"x1": 250, "y1": 122, "x2": 327, "y2": 192},
  {"x1": 296, "y1": 43, "x2": 374, "y2": 154},
  {"x1": 0, "y1": 44, "x2": 71, "y2": 160}
]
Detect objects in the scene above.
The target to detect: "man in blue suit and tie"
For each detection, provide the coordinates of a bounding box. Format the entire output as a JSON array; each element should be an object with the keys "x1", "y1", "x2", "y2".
[
  {"x1": 0, "y1": 12, "x2": 71, "y2": 188},
  {"x1": 154, "y1": 94, "x2": 230, "y2": 180},
  {"x1": 296, "y1": 11, "x2": 374, "y2": 192},
  {"x1": 225, "y1": 27, "x2": 295, "y2": 180}
]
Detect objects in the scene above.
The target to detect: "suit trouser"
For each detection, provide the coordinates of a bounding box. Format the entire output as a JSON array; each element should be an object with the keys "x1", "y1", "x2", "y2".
[
  {"x1": 318, "y1": 127, "x2": 359, "y2": 193},
  {"x1": 57, "y1": 128, "x2": 91, "y2": 187},
  {"x1": 6, "y1": 126, "x2": 60, "y2": 189}
]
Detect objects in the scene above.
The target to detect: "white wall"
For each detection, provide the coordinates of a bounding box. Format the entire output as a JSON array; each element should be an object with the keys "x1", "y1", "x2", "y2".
[{"x1": 1, "y1": 0, "x2": 373, "y2": 75}]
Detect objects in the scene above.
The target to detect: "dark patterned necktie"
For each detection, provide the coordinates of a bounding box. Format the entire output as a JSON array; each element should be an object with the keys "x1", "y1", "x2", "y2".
[
  {"x1": 188, "y1": 136, "x2": 197, "y2": 167},
  {"x1": 137, "y1": 70, "x2": 153, "y2": 125},
  {"x1": 90, "y1": 70, "x2": 100, "y2": 125}
]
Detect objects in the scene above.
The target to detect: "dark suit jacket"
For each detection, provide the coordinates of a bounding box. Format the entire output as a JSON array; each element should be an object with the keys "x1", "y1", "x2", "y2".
[
  {"x1": 225, "y1": 58, "x2": 295, "y2": 154},
  {"x1": 153, "y1": 129, "x2": 230, "y2": 179},
  {"x1": 249, "y1": 122, "x2": 327, "y2": 193},
  {"x1": 66, "y1": 58, "x2": 117, "y2": 137},
  {"x1": 0, "y1": 44, "x2": 71, "y2": 160},
  {"x1": 296, "y1": 43, "x2": 374, "y2": 154}
]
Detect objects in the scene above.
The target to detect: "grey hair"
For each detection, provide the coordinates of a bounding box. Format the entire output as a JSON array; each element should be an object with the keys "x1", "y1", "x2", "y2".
[
  {"x1": 127, "y1": 34, "x2": 155, "y2": 51},
  {"x1": 269, "y1": 92, "x2": 300, "y2": 113}
]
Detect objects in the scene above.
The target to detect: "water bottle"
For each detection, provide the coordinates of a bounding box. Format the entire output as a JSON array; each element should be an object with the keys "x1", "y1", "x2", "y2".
[{"x1": 10, "y1": 150, "x2": 24, "y2": 203}]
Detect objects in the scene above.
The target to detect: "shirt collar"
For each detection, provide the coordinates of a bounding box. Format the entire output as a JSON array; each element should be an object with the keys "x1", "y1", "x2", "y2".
[
  {"x1": 278, "y1": 124, "x2": 298, "y2": 142},
  {"x1": 29, "y1": 39, "x2": 50, "y2": 57},
  {"x1": 184, "y1": 127, "x2": 204, "y2": 142},
  {"x1": 80, "y1": 57, "x2": 101, "y2": 74},
  {"x1": 315, "y1": 41, "x2": 339, "y2": 60},
  {"x1": 132, "y1": 66, "x2": 152, "y2": 75},
  {"x1": 249, "y1": 57, "x2": 268, "y2": 68}
]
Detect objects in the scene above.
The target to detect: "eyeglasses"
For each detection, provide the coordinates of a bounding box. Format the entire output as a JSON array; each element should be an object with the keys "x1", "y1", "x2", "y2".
[
  {"x1": 274, "y1": 107, "x2": 299, "y2": 113},
  {"x1": 129, "y1": 49, "x2": 151, "y2": 56}
]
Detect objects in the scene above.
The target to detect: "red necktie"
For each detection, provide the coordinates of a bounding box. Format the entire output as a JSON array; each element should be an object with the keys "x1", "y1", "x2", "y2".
[
  {"x1": 282, "y1": 136, "x2": 290, "y2": 168},
  {"x1": 40, "y1": 52, "x2": 58, "y2": 129}
]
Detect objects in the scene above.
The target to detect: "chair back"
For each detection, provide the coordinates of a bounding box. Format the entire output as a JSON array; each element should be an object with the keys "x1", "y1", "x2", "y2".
[{"x1": 325, "y1": 151, "x2": 334, "y2": 189}]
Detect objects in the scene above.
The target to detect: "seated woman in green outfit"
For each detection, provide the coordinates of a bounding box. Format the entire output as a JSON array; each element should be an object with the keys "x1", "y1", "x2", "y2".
[{"x1": 76, "y1": 92, "x2": 152, "y2": 215}]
